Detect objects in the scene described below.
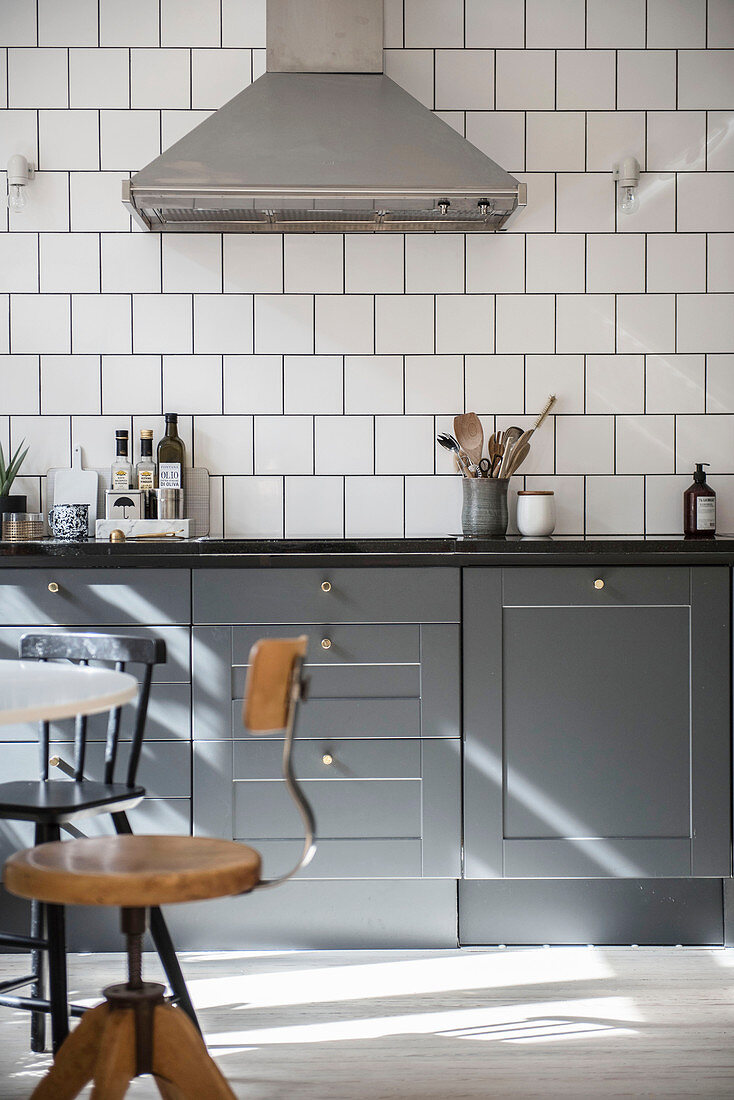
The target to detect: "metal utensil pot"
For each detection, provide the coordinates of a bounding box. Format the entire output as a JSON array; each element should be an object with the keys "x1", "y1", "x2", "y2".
[{"x1": 461, "y1": 477, "x2": 509, "y2": 537}]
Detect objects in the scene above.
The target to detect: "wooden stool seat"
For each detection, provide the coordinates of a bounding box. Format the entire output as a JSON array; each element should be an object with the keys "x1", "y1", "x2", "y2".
[{"x1": 5, "y1": 835, "x2": 262, "y2": 908}]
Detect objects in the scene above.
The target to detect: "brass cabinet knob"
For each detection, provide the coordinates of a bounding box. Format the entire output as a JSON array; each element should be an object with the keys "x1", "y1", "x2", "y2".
[
  {"x1": 321, "y1": 638, "x2": 332, "y2": 650},
  {"x1": 321, "y1": 580, "x2": 331, "y2": 593},
  {"x1": 47, "y1": 582, "x2": 59, "y2": 593},
  {"x1": 322, "y1": 753, "x2": 334, "y2": 766},
  {"x1": 594, "y1": 578, "x2": 605, "y2": 590}
]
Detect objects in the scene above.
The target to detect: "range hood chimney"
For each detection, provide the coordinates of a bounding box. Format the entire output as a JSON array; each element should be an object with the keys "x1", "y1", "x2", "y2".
[{"x1": 122, "y1": 0, "x2": 526, "y2": 233}]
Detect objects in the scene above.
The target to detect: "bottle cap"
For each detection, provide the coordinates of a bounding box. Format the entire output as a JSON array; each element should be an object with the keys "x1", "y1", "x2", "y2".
[
  {"x1": 693, "y1": 462, "x2": 710, "y2": 483},
  {"x1": 115, "y1": 429, "x2": 128, "y2": 438},
  {"x1": 164, "y1": 413, "x2": 178, "y2": 422},
  {"x1": 140, "y1": 429, "x2": 153, "y2": 439}
]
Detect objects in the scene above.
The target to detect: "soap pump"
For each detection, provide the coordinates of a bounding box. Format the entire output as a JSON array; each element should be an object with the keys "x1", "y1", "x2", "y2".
[{"x1": 684, "y1": 463, "x2": 716, "y2": 539}]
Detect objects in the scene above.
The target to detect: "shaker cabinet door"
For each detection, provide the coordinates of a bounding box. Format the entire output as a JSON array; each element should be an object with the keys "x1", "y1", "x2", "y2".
[{"x1": 463, "y1": 567, "x2": 730, "y2": 879}]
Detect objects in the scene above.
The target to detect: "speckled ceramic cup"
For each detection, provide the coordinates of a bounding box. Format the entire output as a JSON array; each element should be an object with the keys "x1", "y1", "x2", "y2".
[
  {"x1": 461, "y1": 478, "x2": 509, "y2": 537},
  {"x1": 49, "y1": 504, "x2": 89, "y2": 540}
]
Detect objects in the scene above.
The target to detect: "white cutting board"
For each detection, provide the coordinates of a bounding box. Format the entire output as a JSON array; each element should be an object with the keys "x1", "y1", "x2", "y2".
[{"x1": 49, "y1": 446, "x2": 99, "y2": 535}]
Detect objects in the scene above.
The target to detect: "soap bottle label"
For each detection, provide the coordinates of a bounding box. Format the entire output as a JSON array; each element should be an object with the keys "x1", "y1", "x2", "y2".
[
  {"x1": 696, "y1": 496, "x2": 715, "y2": 531},
  {"x1": 159, "y1": 461, "x2": 182, "y2": 489}
]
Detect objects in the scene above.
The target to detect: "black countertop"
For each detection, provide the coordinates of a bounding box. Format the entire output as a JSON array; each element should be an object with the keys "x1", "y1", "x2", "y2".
[{"x1": 1, "y1": 536, "x2": 734, "y2": 568}]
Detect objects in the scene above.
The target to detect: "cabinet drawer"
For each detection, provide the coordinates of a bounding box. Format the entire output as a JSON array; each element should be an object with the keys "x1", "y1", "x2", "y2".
[
  {"x1": 232, "y1": 624, "x2": 420, "y2": 665},
  {"x1": 234, "y1": 738, "x2": 421, "y2": 781},
  {"x1": 0, "y1": 569, "x2": 190, "y2": 626},
  {"x1": 502, "y1": 566, "x2": 690, "y2": 607},
  {"x1": 194, "y1": 568, "x2": 459, "y2": 624},
  {"x1": 0, "y1": 625, "x2": 191, "y2": 682}
]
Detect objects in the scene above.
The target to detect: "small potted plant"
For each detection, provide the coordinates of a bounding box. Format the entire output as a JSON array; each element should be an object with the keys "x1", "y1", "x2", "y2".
[{"x1": 0, "y1": 439, "x2": 29, "y2": 521}]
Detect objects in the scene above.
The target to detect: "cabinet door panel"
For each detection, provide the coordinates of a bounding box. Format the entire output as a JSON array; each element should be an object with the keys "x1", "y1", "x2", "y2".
[{"x1": 0, "y1": 569, "x2": 190, "y2": 625}]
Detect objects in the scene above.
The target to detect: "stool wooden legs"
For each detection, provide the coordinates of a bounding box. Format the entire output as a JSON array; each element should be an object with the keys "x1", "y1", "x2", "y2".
[{"x1": 30, "y1": 1002, "x2": 235, "y2": 1100}]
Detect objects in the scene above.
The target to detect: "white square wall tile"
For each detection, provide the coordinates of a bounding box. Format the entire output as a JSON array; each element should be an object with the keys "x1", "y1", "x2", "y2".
[
  {"x1": 9, "y1": 173, "x2": 69, "y2": 234},
  {"x1": 163, "y1": 355, "x2": 222, "y2": 415},
  {"x1": 71, "y1": 173, "x2": 131, "y2": 233},
  {"x1": 255, "y1": 295, "x2": 313, "y2": 355},
  {"x1": 131, "y1": 49, "x2": 190, "y2": 109},
  {"x1": 0, "y1": 0, "x2": 37, "y2": 46},
  {"x1": 375, "y1": 415, "x2": 434, "y2": 475},
  {"x1": 284, "y1": 356, "x2": 343, "y2": 414},
  {"x1": 678, "y1": 174, "x2": 734, "y2": 232},
  {"x1": 194, "y1": 295, "x2": 254, "y2": 354},
  {"x1": 404, "y1": 0, "x2": 463, "y2": 47},
  {"x1": 163, "y1": 235, "x2": 222, "y2": 293},
  {"x1": 617, "y1": 50, "x2": 677, "y2": 110},
  {"x1": 647, "y1": 111, "x2": 706, "y2": 171},
  {"x1": 383, "y1": 0, "x2": 403, "y2": 48},
  {"x1": 526, "y1": 112, "x2": 585, "y2": 172},
  {"x1": 708, "y1": 235, "x2": 734, "y2": 292},
  {"x1": 0, "y1": 298, "x2": 8, "y2": 355},
  {"x1": 0, "y1": 235, "x2": 37, "y2": 293},
  {"x1": 706, "y1": 355, "x2": 734, "y2": 413},
  {"x1": 556, "y1": 416, "x2": 614, "y2": 474},
  {"x1": 0, "y1": 108, "x2": 38, "y2": 167},
  {"x1": 315, "y1": 296, "x2": 373, "y2": 355},
  {"x1": 404, "y1": 475, "x2": 462, "y2": 537},
  {"x1": 285, "y1": 237, "x2": 343, "y2": 294},
  {"x1": 225, "y1": 236, "x2": 283, "y2": 293},
  {"x1": 8, "y1": 49, "x2": 68, "y2": 108},
  {"x1": 224, "y1": 476, "x2": 283, "y2": 538},
  {"x1": 586, "y1": 355, "x2": 644, "y2": 413},
  {"x1": 526, "y1": 355, "x2": 584, "y2": 415},
  {"x1": 646, "y1": 234, "x2": 705, "y2": 293},
  {"x1": 344, "y1": 356, "x2": 404, "y2": 414},
  {"x1": 676, "y1": 414, "x2": 734, "y2": 474},
  {"x1": 161, "y1": 0, "x2": 219, "y2": 46},
  {"x1": 526, "y1": 0, "x2": 584, "y2": 46},
  {"x1": 162, "y1": 109, "x2": 214, "y2": 151},
  {"x1": 100, "y1": 111, "x2": 160, "y2": 172},
  {"x1": 616, "y1": 415, "x2": 674, "y2": 473},
  {"x1": 224, "y1": 355, "x2": 282, "y2": 414},
  {"x1": 523, "y1": 475, "x2": 584, "y2": 533},
  {"x1": 285, "y1": 476, "x2": 343, "y2": 538},
  {"x1": 404, "y1": 355, "x2": 463, "y2": 414},
  {"x1": 709, "y1": 0, "x2": 734, "y2": 45},
  {"x1": 193, "y1": 416, "x2": 253, "y2": 475},
  {"x1": 39, "y1": 110, "x2": 99, "y2": 171},
  {"x1": 315, "y1": 416, "x2": 373, "y2": 475},
  {"x1": 586, "y1": 112, "x2": 645, "y2": 172},
  {"x1": 586, "y1": 0, "x2": 645, "y2": 47},
  {"x1": 345, "y1": 476, "x2": 404, "y2": 537},
  {"x1": 617, "y1": 295, "x2": 675, "y2": 353},
  {"x1": 384, "y1": 50, "x2": 433, "y2": 109},
  {"x1": 617, "y1": 173, "x2": 676, "y2": 234},
  {"x1": 435, "y1": 50, "x2": 494, "y2": 110},
  {"x1": 102, "y1": 234, "x2": 161, "y2": 293},
  {"x1": 40, "y1": 355, "x2": 99, "y2": 415},
  {"x1": 0, "y1": 355, "x2": 39, "y2": 413},
  {"x1": 648, "y1": 0, "x2": 706, "y2": 46},
  {"x1": 495, "y1": 50, "x2": 555, "y2": 110},
  {"x1": 679, "y1": 51, "x2": 734, "y2": 110},
  {"x1": 586, "y1": 476, "x2": 645, "y2": 534},
  {"x1": 100, "y1": 0, "x2": 159, "y2": 46},
  {"x1": 645, "y1": 474, "x2": 689, "y2": 534},
  {"x1": 556, "y1": 174, "x2": 615, "y2": 233},
  {"x1": 496, "y1": 295, "x2": 555, "y2": 354},
  {"x1": 405, "y1": 236, "x2": 464, "y2": 294},
  {"x1": 677, "y1": 294, "x2": 734, "y2": 353},
  {"x1": 255, "y1": 416, "x2": 313, "y2": 475},
  {"x1": 507, "y1": 173, "x2": 556, "y2": 234},
  {"x1": 526, "y1": 235, "x2": 585, "y2": 293},
  {"x1": 70, "y1": 49, "x2": 129, "y2": 109},
  {"x1": 375, "y1": 296, "x2": 434, "y2": 355},
  {"x1": 10, "y1": 415, "x2": 69, "y2": 474},
  {"x1": 465, "y1": 0, "x2": 525, "y2": 48},
  {"x1": 72, "y1": 295, "x2": 132, "y2": 354},
  {"x1": 708, "y1": 112, "x2": 734, "y2": 171},
  {"x1": 466, "y1": 234, "x2": 525, "y2": 293},
  {"x1": 556, "y1": 295, "x2": 615, "y2": 354},
  {"x1": 11, "y1": 295, "x2": 70, "y2": 353},
  {"x1": 436, "y1": 296, "x2": 494, "y2": 355},
  {"x1": 465, "y1": 355, "x2": 524, "y2": 415},
  {"x1": 102, "y1": 355, "x2": 163, "y2": 414},
  {"x1": 646, "y1": 354, "x2": 705, "y2": 414},
  {"x1": 345, "y1": 236, "x2": 404, "y2": 294},
  {"x1": 586, "y1": 235, "x2": 645, "y2": 293},
  {"x1": 556, "y1": 51, "x2": 615, "y2": 110},
  {"x1": 465, "y1": 112, "x2": 525, "y2": 174},
  {"x1": 39, "y1": 0, "x2": 97, "y2": 45},
  {"x1": 133, "y1": 295, "x2": 193, "y2": 354},
  {"x1": 192, "y1": 49, "x2": 252, "y2": 110},
  {"x1": 222, "y1": 0, "x2": 266, "y2": 46}
]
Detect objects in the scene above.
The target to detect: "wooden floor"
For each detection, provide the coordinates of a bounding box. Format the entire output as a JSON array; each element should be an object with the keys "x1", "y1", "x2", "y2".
[{"x1": 1, "y1": 947, "x2": 733, "y2": 1098}]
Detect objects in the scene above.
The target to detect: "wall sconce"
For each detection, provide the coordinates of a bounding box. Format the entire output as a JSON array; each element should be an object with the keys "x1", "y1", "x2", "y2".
[
  {"x1": 6, "y1": 154, "x2": 34, "y2": 213},
  {"x1": 613, "y1": 156, "x2": 640, "y2": 216}
]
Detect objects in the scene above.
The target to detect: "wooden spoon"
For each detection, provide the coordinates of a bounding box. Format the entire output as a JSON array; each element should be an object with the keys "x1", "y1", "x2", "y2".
[
  {"x1": 505, "y1": 441, "x2": 530, "y2": 477},
  {"x1": 454, "y1": 413, "x2": 484, "y2": 467}
]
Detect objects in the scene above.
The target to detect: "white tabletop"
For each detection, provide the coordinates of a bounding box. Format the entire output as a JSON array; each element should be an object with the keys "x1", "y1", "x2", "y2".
[{"x1": 0, "y1": 660, "x2": 138, "y2": 726}]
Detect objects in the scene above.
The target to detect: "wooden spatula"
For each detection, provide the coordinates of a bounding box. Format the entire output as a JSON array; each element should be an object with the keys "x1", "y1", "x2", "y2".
[{"x1": 453, "y1": 413, "x2": 484, "y2": 467}]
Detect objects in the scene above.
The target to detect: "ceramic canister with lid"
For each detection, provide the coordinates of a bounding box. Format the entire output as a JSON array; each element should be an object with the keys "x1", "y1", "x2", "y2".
[{"x1": 516, "y1": 490, "x2": 556, "y2": 536}]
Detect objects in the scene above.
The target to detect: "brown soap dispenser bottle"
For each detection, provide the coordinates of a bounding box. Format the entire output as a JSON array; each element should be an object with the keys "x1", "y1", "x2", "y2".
[{"x1": 684, "y1": 463, "x2": 716, "y2": 539}]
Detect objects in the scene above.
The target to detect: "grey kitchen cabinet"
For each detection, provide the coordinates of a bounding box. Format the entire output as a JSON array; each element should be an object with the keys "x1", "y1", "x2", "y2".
[
  {"x1": 191, "y1": 568, "x2": 461, "y2": 881},
  {"x1": 463, "y1": 566, "x2": 731, "y2": 880}
]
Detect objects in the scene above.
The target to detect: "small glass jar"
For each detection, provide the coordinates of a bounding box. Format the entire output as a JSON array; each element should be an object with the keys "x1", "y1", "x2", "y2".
[
  {"x1": 2, "y1": 512, "x2": 44, "y2": 542},
  {"x1": 516, "y1": 491, "x2": 556, "y2": 537}
]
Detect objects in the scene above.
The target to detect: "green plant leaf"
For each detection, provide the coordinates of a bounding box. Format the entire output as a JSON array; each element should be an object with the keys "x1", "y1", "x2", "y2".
[{"x1": 0, "y1": 439, "x2": 27, "y2": 496}]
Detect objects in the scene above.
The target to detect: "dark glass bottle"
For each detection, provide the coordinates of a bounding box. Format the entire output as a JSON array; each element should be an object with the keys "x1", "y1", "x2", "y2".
[
  {"x1": 683, "y1": 463, "x2": 716, "y2": 539},
  {"x1": 156, "y1": 414, "x2": 185, "y2": 491}
]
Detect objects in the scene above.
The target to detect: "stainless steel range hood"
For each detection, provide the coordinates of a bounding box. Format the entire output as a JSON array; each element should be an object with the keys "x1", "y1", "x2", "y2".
[{"x1": 122, "y1": 0, "x2": 526, "y2": 233}]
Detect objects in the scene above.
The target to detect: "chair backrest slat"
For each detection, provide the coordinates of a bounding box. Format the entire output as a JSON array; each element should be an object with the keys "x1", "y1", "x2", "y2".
[{"x1": 103, "y1": 661, "x2": 125, "y2": 785}]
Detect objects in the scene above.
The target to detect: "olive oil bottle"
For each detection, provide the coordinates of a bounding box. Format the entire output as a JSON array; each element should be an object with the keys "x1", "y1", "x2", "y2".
[{"x1": 157, "y1": 414, "x2": 186, "y2": 515}]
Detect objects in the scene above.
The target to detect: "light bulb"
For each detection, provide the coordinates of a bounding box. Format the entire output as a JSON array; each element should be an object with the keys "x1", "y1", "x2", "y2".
[
  {"x1": 7, "y1": 183, "x2": 26, "y2": 213},
  {"x1": 618, "y1": 184, "x2": 638, "y2": 216}
]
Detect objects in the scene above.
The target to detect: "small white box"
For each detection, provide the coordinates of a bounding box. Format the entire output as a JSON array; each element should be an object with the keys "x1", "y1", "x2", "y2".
[{"x1": 105, "y1": 489, "x2": 143, "y2": 520}]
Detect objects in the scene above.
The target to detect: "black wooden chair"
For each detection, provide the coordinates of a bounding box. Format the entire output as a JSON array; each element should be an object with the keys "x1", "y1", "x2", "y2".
[{"x1": 0, "y1": 631, "x2": 198, "y2": 1054}]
